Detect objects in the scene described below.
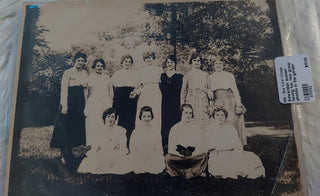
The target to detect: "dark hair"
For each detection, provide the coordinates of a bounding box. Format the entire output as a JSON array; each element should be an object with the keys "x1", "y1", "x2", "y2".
[
  {"x1": 163, "y1": 55, "x2": 177, "y2": 69},
  {"x1": 102, "y1": 107, "x2": 117, "y2": 124},
  {"x1": 92, "y1": 58, "x2": 106, "y2": 69},
  {"x1": 143, "y1": 51, "x2": 156, "y2": 61},
  {"x1": 121, "y1": 54, "x2": 134, "y2": 65},
  {"x1": 73, "y1": 51, "x2": 87, "y2": 63},
  {"x1": 179, "y1": 104, "x2": 194, "y2": 118},
  {"x1": 211, "y1": 107, "x2": 228, "y2": 119},
  {"x1": 189, "y1": 52, "x2": 202, "y2": 64},
  {"x1": 139, "y1": 106, "x2": 154, "y2": 120}
]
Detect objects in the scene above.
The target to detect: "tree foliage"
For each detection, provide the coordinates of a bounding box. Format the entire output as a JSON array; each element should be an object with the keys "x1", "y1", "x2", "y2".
[{"x1": 28, "y1": 1, "x2": 290, "y2": 123}]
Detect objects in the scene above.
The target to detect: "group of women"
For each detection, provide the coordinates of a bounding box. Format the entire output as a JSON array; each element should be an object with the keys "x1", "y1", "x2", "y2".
[{"x1": 50, "y1": 51, "x2": 265, "y2": 179}]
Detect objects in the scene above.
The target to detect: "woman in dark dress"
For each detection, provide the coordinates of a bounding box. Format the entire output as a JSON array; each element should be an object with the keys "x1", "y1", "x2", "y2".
[
  {"x1": 159, "y1": 55, "x2": 183, "y2": 153},
  {"x1": 50, "y1": 51, "x2": 88, "y2": 170},
  {"x1": 111, "y1": 54, "x2": 140, "y2": 143}
]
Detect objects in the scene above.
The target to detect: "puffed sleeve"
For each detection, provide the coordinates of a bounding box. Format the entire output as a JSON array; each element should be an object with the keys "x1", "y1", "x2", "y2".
[
  {"x1": 168, "y1": 124, "x2": 179, "y2": 155},
  {"x1": 111, "y1": 71, "x2": 118, "y2": 87},
  {"x1": 60, "y1": 69, "x2": 70, "y2": 109}
]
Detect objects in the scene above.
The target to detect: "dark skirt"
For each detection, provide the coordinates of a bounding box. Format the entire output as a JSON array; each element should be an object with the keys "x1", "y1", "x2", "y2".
[
  {"x1": 50, "y1": 86, "x2": 86, "y2": 148},
  {"x1": 165, "y1": 153, "x2": 208, "y2": 179},
  {"x1": 159, "y1": 73, "x2": 183, "y2": 147},
  {"x1": 113, "y1": 86, "x2": 138, "y2": 139}
]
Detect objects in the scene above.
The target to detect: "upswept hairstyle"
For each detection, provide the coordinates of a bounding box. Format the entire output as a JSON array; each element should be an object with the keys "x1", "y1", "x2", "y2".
[
  {"x1": 139, "y1": 106, "x2": 154, "y2": 120},
  {"x1": 179, "y1": 104, "x2": 194, "y2": 118},
  {"x1": 102, "y1": 107, "x2": 117, "y2": 124},
  {"x1": 211, "y1": 106, "x2": 228, "y2": 119},
  {"x1": 163, "y1": 55, "x2": 177, "y2": 69},
  {"x1": 143, "y1": 51, "x2": 156, "y2": 61},
  {"x1": 92, "y1": 58, "x2": 106, "y2": 69},
  {"x1": 121, "y1": 54, "x2": 134, "y2": 65},
  {"x1": 72, "y1": 51, "x2": 87, "y2": 63},
  {"x1": 189, "y1": 52, "x2": 202, "y2": 64}
]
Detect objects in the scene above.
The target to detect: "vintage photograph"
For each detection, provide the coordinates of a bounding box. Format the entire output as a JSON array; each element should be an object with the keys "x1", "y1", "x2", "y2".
[{"x1": 7, "y1": 0, "x2": 300, "y2": 195}]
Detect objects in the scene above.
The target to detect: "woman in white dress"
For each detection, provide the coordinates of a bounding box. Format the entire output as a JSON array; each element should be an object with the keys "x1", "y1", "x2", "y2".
[
  {"x1": 129, "y1": 106, "x2": 165, "y2": 174},
  {"x1": 181, "y1": 52, "x2": 210, "y2": 130},
  {"x1": 207, "y1": 58, "x2": 247, "y2": 145},
  {"x1": 84, "y1": 58, "x2": 113, "y2": 146},
  {"x1": 135, "y1": 51, "x2": 163, "y2": 129},
  {"x1": 166, "y1": 104, "x2": 208, "y2": 179},
  {"x1": 78, "y1": 108, "x2": 128, "y2": 174},
  {"x1": 204, "y1": 107, "x2": 265, "y2": 179}
]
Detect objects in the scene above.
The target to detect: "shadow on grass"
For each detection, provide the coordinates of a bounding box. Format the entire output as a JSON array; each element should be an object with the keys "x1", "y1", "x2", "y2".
[{"x1": 9, "y1": 135, "x2": 300, "y2": 196}]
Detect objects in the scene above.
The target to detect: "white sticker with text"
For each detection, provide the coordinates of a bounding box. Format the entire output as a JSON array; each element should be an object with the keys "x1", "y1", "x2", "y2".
[{"x1": 275, "y1": 55, "x2": 315, "y2": 104}]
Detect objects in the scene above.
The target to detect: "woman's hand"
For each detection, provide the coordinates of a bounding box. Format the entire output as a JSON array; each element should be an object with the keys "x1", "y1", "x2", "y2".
[
  {"x1": 207, "y1": 90, "x2": 214, "y2": 100},
  {"x1": 96, "y1": 145, "x2": 101, "y2": 152},
  {"x1": 61, "y1": 107, "x2": 68, "y2": 114},
  {"x1": 129, "y1": 90, "x2": 137, "y2": 98},
  {"x1": 236, "y1": 105, "x2": 244, "y2": 115}
]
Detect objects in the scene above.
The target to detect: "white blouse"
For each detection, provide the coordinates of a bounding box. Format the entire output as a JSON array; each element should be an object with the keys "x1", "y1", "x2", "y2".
[
  {"x1": 138, "y1": 65, "x2": 163, "y2": 85},
  {"x1": 209, "y1": 71, "x2": 241, "y2": 104},
  {"x1": 203, "y1": 123, "x2": 243, "y2": 152},
  {"x1": 60, "y1": 67, "x2": 88, "y2": 108},
  {"x1": 168, "y1": 121, "x2": 204, "y2": 156},
  {"x1": 111, "y1": 68, "x2": 140, "y2": 88}
]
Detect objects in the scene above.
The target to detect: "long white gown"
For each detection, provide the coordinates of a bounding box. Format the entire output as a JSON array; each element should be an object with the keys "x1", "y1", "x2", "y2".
[
  {"x1": 135, "y1": 65, "x2": 163, "y2": 129},
  {"x1": 77, "y1": 125, "x2": 128, "y2": 174},
  {"x1": 204, "y1": 122, "x2": 265, "y2": 179},
  {"x1": 84, "y1": 73, "x2": 113, "y2": 146},
  {"x1": 127, "y1": 123, "x2": 165, "y2": 174}
]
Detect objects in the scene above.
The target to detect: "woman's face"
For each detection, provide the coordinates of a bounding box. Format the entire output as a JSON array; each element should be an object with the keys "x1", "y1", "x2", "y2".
[
  {"x1": 95, "y1": 62, "x2": 104, "y2": 74},
  {"x1": 74, "y1": 57, "x2": 86, "y2": 69},
  {"x1": 122, "y1": 58, "x2": 132, "y2": 69},
  {"x1": 166, "y1": 58, "x2": 175, "y2": 71},
  {"x1": 181, "y1": 107, "x2": 193, "y2": 122},
  {"x1": 214, "y1": 60, "x2": 224, "y2": 72},
  {"x1": 214, "y1": 110, "x2": 226, "y2": 125},
  {"x1": 191, "y1": 57, "x2": 201, "y2": 69},
  {"x1": 141, "y1": 111, "x2": 152, "y2": 126},
  {"x1": 105, "y1": 113, "x2": 116, "y2": 126},
  {"x1": 145, "y1": 56, "x2": 154, "y2": 66}
]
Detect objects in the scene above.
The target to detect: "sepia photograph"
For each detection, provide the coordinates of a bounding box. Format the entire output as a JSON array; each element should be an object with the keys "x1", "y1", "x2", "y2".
[{"x1": 6, "y1": 0, "x2": 301, "y2": 195}]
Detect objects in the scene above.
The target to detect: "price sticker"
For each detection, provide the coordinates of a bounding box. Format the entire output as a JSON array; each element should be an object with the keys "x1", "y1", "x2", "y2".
[{"x1": 275, "y1": 55, "x2": 315, "y2": 104}]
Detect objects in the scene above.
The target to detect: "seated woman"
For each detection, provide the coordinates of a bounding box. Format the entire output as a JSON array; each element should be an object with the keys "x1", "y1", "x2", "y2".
[
  {"x1": 166, "y1": 104, "x2": 208, "y2": 179},
  {"x1": 128, "y1": 106, "x2": 165, "y2": 174},
  {"x1": 204, "y1": 107, "x2": 265, "y2": 179},
  {"x1": 77, "y1": 108, "x2": 128, "y2": 174}
]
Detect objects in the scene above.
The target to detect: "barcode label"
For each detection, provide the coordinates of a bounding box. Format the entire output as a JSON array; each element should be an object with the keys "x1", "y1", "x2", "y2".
[
  {"x1": 275, "y1": 55, "x2": 315, "y2": 104},
  {"x1": 302, "y1": 84, "x2": 311, "y2": 101}
]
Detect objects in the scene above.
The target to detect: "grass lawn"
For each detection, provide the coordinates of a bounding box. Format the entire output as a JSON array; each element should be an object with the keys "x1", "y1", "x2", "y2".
[{"x1": 8, "y1": 126, "x2": 301, "y2": 196}]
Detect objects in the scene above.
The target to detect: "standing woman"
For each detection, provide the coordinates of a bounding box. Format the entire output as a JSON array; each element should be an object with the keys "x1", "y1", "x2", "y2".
[
  {"x1": 208, "y1": 58, "x2": 247, "y2": 145},
  {"x1": 181, "y1": 52, "x2": 210, "y2": 130},
  {"x1": 136, "y1": 51, "x2": 163, "y2": 129},
  {"x1": 112, "y1": 54, "x2": 140, "y2": 141},
  {"x1": 84, "y1": 58, "x2": 113, "y2": 146},
  {"x1": 159, "y1": 55, "x2": 183, "y2": 153},
  {"x1": 50, "y1": 51, "x2": 88, "y2": 170}
]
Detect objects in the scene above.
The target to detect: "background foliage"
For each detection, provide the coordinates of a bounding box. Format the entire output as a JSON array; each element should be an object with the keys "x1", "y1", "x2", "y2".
[{"x1": 24, "y1": 1, "x2": 291, "y2": 126}]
